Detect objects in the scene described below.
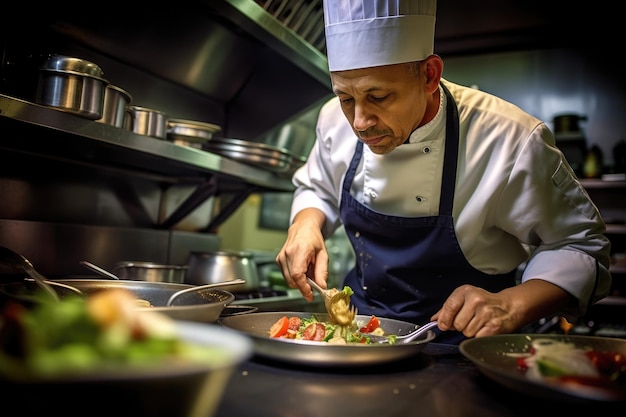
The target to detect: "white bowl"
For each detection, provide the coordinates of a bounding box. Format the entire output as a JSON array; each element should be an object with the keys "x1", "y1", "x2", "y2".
[{"x1": 0, "y1": 321, "x2": 253, "y2": 417}]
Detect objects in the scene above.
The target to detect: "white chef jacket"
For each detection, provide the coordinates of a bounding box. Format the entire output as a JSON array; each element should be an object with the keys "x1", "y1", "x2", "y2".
[{"x1": 290, "y1": 78, "x2": 612, "y2": 320}]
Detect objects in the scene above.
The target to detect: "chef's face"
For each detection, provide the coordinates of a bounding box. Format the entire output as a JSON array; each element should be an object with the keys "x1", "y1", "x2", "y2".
[{"x1": 330, "y1": 58, "x2": 441, "y2": 155}]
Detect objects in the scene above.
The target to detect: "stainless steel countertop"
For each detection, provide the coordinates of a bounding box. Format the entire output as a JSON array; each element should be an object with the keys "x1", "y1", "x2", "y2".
[{"x1": 213, "y1": 343, "x2": 624, "y2": 417}]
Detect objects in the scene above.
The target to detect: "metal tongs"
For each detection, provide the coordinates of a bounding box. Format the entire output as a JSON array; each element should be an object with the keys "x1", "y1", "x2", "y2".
[
  {"x1": 307, "y1": 278, "x2": 357, "y2": 326},
  {"x1": 360, "y1": 321, "x2": 439, "y2": 344}
]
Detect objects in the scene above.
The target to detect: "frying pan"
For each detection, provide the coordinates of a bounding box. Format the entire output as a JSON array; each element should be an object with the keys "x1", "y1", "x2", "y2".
[
  {"x1": 0, "y1": 279, "x2": 238, "y2": 323},
  {"x1": 218, "y1": 311, "x2": 436, "y2": 367}
]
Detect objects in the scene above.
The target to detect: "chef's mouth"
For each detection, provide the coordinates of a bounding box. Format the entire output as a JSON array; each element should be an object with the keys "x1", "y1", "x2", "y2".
[
  {"x1": 361, "y1": 136, "x2": 385, "y2": 146},
  {"x1": 358, "y1": 127, "x2": 393, "y2": 145}
]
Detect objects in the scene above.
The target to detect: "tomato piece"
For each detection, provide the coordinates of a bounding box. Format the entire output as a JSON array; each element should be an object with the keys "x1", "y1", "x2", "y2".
[
  {"x1": 269, "y1": 316, "x2": 289, "y2": 338},
  {"x1": 586, "y1": 350, "x2": 626, "y2": 378},
  {"x1": 288, "y1": 316, "x2": 302, "y2": 331},
  {"x1": 302, "y1": 323, "x2": 326, "y2": 341},
  {"x1": 359, "y1": 315, "x2": 380, "y2": 333},
  {"x1": 516, "y1": 357, "x2": 529, "y2": 371}
]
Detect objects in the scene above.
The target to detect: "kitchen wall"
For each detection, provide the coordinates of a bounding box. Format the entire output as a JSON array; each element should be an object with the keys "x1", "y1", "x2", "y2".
[
  {"x1": 222, "y1": 46, "x2": 626, "y2": 252},
  {"x1": 442, "y1": 47, "x2": 625, "y2": 167}
]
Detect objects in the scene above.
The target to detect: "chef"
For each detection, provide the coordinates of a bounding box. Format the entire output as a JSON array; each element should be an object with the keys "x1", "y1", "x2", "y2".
[{"x1": 275, "y1": 0, "x2": 611, "y2": 343}]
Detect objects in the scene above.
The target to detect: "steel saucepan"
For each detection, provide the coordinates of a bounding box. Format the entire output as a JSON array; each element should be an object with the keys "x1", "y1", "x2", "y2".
[
  {"x1": 0, "y1": 279, "x2": 240, "y2": 323},
  {"x1": 186, "y1": 250, "x2": 261, "y2": 293},
  {"x1": 113, "y1": 261, "x2": 188, "y2": 284}
]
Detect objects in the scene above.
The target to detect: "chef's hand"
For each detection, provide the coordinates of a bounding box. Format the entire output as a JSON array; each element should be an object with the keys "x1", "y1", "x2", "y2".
[
  {"x1": 276, "y1": 208, "x2": 329, "y2": 302},
  {"x1": 430, "y1": 279, "x2": 572, "y2": 338}
]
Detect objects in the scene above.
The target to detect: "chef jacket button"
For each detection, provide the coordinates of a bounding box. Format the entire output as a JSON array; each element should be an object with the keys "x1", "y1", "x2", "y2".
[
  {"x1": 369, "y1": 191, "x2": 377, "y2": 199},
  {"x1": 422, "y1": 146, "x2": 431, "y2": 154},
  {"x1": 355, "y1": 231, "x2": 361, "y2": 238},
  {"x1": 415, "y1": 195, "x2": 426, "y2": 203}
]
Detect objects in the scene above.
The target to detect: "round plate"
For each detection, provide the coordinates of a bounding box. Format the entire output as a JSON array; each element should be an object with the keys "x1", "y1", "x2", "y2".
[
  {"x1": 218, "y1": 311, "x2": 436, "y2": 367},
  {"x1": 459, "y1": 334, "x2": 626, "y2": 403}
]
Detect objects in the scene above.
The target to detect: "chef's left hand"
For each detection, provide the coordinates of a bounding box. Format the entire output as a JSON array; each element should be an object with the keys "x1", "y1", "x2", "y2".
[{"x1": 430, "y1": 279, "x2": 572, "y2": 338}]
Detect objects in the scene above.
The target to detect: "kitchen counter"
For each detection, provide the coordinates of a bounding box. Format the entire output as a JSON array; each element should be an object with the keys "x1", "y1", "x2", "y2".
[{"x1": 214, "y1": 342, "x2": 623, "y2": 417}]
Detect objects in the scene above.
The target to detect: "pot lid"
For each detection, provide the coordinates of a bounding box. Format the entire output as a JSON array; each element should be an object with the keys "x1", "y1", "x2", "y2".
[{"x1": 40, "y1": 54, "x2": 105, "y2": 78}]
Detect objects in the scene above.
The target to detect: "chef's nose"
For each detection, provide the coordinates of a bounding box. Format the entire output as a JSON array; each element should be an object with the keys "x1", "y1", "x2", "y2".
[{"x1": 353, "y1": 103, "x2": 376, "y2": 132}]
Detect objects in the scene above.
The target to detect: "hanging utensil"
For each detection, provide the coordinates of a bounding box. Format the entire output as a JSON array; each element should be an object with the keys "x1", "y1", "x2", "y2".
[
  {"x1": 0, "y1": 245, "x2": 59, "y2": 301},
  {"x1": 166, "y1": 279, "x2": 246, "y2": 306},
  {"x1": 79, "y1": 260, "x2": 120, "y2": 280}
]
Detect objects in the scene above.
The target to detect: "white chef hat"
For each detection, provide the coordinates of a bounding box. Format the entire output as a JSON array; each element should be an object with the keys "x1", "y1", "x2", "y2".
[{"x1": 323, "y1": 0, "x2": 437, "y2": 71}]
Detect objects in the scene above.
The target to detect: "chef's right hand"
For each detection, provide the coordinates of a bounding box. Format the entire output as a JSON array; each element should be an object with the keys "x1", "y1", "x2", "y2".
[{"x1": 275, "y1": 208, "x2": 329, "y2": 302}]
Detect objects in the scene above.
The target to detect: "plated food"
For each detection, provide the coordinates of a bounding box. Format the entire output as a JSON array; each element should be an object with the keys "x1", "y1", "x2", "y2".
[
  {"x1": 219, "y1": 311, "x2": 435, "y2": 366},
  {"x1": 268, "y1": 314, "x2": 392, "y2": 344},
  {"x1": 0, "y1": 287, "x2": 253, "y2": 417},
  {"x1": 0, "y1": 288, "x2": 248, "y2": 380},
  {"x1": 460, "y1": 334, "x2": 626, "y2": 402}
]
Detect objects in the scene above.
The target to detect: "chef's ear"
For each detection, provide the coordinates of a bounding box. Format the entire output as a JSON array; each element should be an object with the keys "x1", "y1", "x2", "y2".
[{"x1": 423, "y1": 54, "x2": 443, "y2": 94}]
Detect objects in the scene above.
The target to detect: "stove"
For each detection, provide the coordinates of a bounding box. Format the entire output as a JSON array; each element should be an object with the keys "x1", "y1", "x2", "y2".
[
  {"x1": 231, "y1": 288, "x2": 324, "y2": 312},
  {"x1": 233, "y1": 289, "x2": 289, "y2": 300}
]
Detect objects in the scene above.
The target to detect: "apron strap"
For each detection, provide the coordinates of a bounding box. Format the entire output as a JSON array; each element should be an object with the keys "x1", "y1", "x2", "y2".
[{"x1": 439, "y1": 83, "x2": 460, "y2": 216}]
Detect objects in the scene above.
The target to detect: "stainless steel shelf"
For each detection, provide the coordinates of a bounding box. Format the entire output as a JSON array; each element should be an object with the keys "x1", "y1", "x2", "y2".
[
  {"x1": 0, "y1": 94, "x2": 294, "y2": 230},
  {"x1": 0, "y1": 94, "x2": 294, "y2": 191}
]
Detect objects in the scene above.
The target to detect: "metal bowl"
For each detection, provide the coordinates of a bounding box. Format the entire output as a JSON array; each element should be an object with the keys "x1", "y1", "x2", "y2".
[{"x1": 167, "y1": 119, "x2": 221, "y2": 143}]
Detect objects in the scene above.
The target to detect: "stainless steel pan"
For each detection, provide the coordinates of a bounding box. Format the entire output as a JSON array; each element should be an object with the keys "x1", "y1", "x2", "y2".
[
  {"x1": 0, "y1": 279, "x2": 238, "y2": 323},
  {"x1": 218, "y1": 311, "x2": 436, "y2": 367}
]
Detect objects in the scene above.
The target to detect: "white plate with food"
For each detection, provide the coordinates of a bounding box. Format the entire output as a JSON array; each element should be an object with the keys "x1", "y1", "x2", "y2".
[
  {"x1": 459, "y1": 334, "x2": 626, "y2": 403},
  {"x1": 0, "y1": 288, "x2": 253, "y2": 417}
]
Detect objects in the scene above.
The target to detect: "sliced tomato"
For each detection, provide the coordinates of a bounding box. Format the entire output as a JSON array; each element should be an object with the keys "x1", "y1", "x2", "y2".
[
  {"x1": 288, "y1": 316, "x2": 302, "y2": 331},
  {"x1": 269, "y1": 316, "x2": 289, "y2": 338},
  {"x1": 302, "y1": 323, "x2": 326, "y2": 341},
  {"x1": 359, "y1": 315, "x2": 380, "y2": 333},
  {"x1": 516, "y1": 357, "x2": 529, "y2": 371},
  {"x1": 586, "y1": 350, "x2": 626, "y2": 378}
]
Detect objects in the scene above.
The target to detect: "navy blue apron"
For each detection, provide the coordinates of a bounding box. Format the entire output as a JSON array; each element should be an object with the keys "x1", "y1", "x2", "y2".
[{"x1": 340, "y1": 84, "x2": 516, "y2": 344}]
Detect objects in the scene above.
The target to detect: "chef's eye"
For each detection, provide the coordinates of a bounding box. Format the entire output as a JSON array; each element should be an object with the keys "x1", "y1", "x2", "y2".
[
  {"x1": 370, "y1": 94, "x2": 390, "y2": 103},
  {"x1": 339, "y1": 97, "x2": 354, "y2": 105}
]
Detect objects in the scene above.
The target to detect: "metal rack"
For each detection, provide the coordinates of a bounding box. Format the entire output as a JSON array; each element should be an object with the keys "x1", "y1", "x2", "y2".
[{"x1": 0, "y1": 94, "x2": 294, "y2": 231}]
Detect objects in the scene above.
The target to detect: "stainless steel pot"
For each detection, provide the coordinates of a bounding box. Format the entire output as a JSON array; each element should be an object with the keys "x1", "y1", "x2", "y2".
[
  {"x1": 97, "y1": 84, "x2": 132, "y2": 128},
  {"x1": 113, "y1": 261, "x2": 188, "y2": 284},
  {"x1": 186, "y1": 250, "x2": 260, "y2": 293},
  {"x1": 127, "y1": 105, "x2": 168, "y2": 139},
  {"x1": 35, "y1": 55, "x2": 109, "y2": 120}
]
